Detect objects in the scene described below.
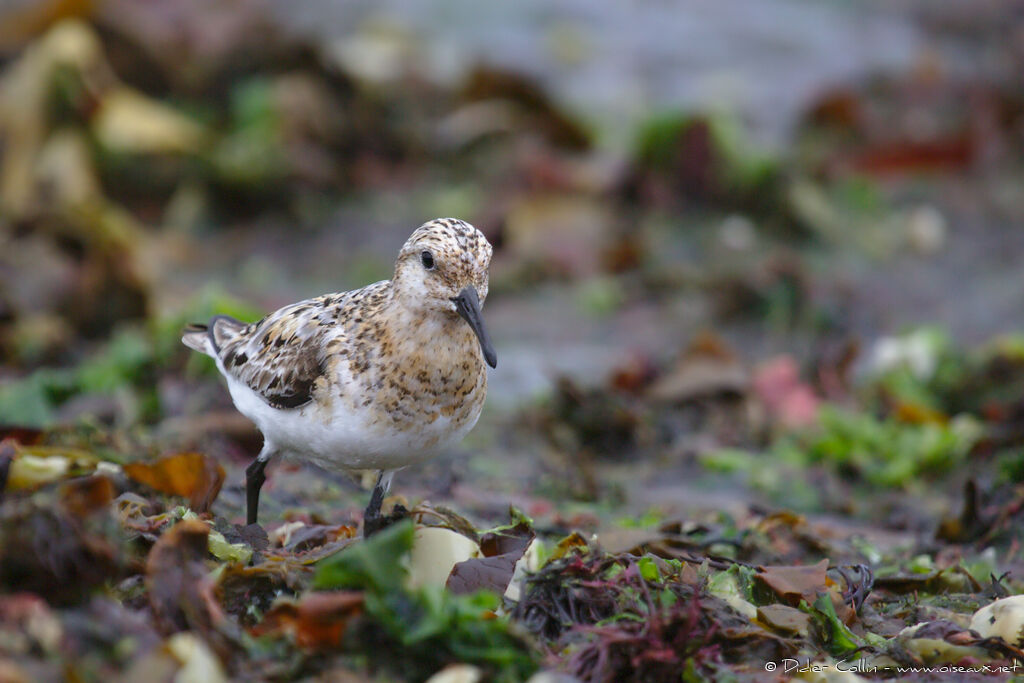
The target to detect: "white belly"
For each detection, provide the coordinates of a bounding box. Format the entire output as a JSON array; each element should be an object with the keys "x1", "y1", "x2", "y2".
[{"x1": 225, "y1": 375, "x2": 481, "y2": 471}]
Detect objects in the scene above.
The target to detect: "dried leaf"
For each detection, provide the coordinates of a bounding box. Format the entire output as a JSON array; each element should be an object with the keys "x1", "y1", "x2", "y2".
[
  {"x1": 145, "y1": 518, "x2": 219, "y2": 634},
  {"x1": 757, "y1": 604, "x2": 811, "y2": 636},
  {"x1": 280, "y1": 523, "x2": 355, "y2": 553},
  {"x1": 252, "y1": 592, "x2": 364, "y2": 650},
  {"x1": 223, "y1": 523, "x2": 270, "y2": 553},
  {"x1": 756, "y1": 559, "x2": 829, "y2": 605},
  {"x1": 58, "y1": 474, "x2": 114, "y2": 517},
  {"x1": 33, "y1": 128, "x2": 102, "y2": 207},
  {"x1": 447, "y1": 523, "x2": 534, "y2": 596},
  {"x1": 263, "y1": 533, "x2": 359, "y2": 565},
  {"x1": 124, "y1": 452, "x2": 225, "y2": 513},
  {"x1": 478, "y1": 522, "x2": 534, "y2": 558},
  {"x1": 446, "y1": 555, "x2": 520, "y2": 597},
  {"x1": 549, "y1": 531, "x2": 588, "y2": 561}
]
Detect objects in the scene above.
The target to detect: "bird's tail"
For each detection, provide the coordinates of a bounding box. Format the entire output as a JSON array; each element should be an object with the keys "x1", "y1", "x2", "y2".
[
  {"x1": 181, "y1": 315, "x2": 247, "y2": 358},
  {"x1": 182, "y1": 323, "x2": 212, "y2": 355}
]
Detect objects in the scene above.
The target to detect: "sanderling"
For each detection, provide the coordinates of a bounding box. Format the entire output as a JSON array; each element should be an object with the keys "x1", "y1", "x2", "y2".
[{"x1": 183, "y1": 218, "x2": 496, "y2": 532}]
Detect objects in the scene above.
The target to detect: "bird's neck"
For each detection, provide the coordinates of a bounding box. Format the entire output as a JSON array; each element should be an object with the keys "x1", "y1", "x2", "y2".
[{"x1": 386, "y1": 298, "x2": 478, "y2": 363}]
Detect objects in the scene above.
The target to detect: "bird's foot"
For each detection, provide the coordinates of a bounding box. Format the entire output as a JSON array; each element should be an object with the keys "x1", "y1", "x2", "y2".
[{"x1": 363, "y1": 502, "x2": 409, "y2": 537}]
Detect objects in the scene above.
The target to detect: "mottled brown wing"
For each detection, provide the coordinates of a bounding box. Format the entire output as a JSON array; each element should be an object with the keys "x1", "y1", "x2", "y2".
[{"x1": 216, "y1": 301, "x2": 330, "y2": 410}]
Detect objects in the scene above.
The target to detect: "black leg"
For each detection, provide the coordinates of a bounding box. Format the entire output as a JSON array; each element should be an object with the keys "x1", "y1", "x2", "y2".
[
  {"x1": 364, "y1": 471, "x2": 410, "y2": 537},
  {"x1": 363, "y1": 471, "x2": 386, "y2": 537},
  {"x1": 246, "y1": 457, "x2": 268, "y2": 526}
]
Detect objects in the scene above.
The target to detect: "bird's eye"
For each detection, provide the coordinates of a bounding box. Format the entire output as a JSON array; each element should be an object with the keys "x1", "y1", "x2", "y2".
[{"x1": 420, "y1": 250, "x2": 435, "y2": 270}]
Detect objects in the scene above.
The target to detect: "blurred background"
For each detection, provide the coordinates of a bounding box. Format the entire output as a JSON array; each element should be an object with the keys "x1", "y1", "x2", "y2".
[{"x1": 1, "y1": 0, "x2": 1023, "y2": 531}]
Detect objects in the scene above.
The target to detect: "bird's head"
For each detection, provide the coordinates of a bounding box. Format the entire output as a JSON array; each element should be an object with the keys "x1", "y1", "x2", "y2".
[{"x1": 393, "y1": 218, "x2": 496, "y2": 367}]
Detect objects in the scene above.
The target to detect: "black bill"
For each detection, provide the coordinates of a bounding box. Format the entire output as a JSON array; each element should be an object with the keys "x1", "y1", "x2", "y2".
[{"x1": 452, "y1": 286, "x2": 497, "y2": 368}]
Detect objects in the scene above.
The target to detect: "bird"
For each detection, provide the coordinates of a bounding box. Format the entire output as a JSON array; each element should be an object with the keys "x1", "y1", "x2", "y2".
[{"x1": 182, "y1": 218, "x2": 496, "y2": 534}]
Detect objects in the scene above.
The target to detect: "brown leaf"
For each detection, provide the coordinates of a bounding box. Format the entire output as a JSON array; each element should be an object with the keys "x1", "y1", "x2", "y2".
[
  {"x1": 447, "y1": 523, "x2": 534, "y2": 596},
  {"x1": 756, "y1": 559, "x2": 829, "y2": 606},
  {"x1": 446, "y1": 555, "x2": 522, "y2": 596},
  {"x1": 479, "y1": 522, "x2": 534, "y2": 558},
  {"x1": 222, "y1": 523, "x2": 270, "y2": 552},
  {"x1": 124, "y1": 452, "x2": 225, "y2": 512},
  {"x1": 757, "y1": 604, "x2": 811, "y2": 636},
  {"x1": 251, "y1": 591, "x2": 364, "y2": 650},
  {"x1": 280, "y1": 524, "x2": 354, "y2": 553},
  {"x1": 912, "y1": 620, "x2": 973, "y2": 642},
  {"x1": 549, "y1": 531, "x2": 589, "y2": 561},
  {"x1": 676, "y1": 562, "x2": 702, "y2": 586},
  {"x1": 262, "y1": 535, "x2": 359, "y2": 566},
  {"x1": 146, "y1": 518, "x2": 220, "y2": 634},
  {"x1": 59, "y1": 474, "x2": 114, "y2": 517}
]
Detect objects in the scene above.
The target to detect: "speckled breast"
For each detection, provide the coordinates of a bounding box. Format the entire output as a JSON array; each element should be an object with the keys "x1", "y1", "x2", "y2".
[{"x1": 368, "y1": 341, "x2": 488, "y2": 445}]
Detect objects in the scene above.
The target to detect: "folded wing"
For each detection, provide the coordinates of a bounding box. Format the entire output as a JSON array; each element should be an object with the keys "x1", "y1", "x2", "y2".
[{"x1": 186, "y1": 302, "x2": 330, "y2": 410}]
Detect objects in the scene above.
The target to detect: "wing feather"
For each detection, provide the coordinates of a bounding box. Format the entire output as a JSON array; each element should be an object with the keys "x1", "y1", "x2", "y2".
[
  {"x1": 216, "y1": 300, "x2": 332, "y2": 409},
  {"x1": 190, "y1": 281, "x2": 390, "y2": 411}
]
